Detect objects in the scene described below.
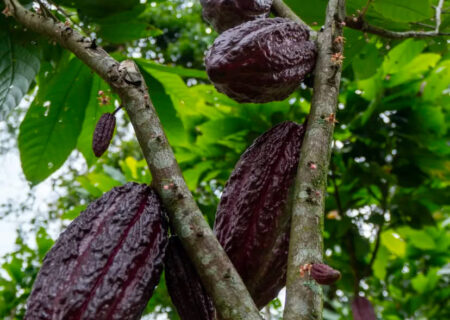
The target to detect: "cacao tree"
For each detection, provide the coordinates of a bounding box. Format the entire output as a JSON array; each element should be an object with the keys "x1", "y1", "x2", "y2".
[{"x1": 0, "y1": 0, "x2": 449, "y2": 320}]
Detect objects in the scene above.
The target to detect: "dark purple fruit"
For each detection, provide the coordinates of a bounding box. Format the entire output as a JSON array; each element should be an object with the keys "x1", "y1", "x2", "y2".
[
  {"x1": 205, "y1": 18, "x2": 317, "y2": 103},
  {"x1": 92, "y1": 112, "x2": 116, "y2": 157},
  {"x1": 310, "y1": 264, "x2": 341, "y2": 285},
  {"x1": 352, "y1": 297, "x2": 376, "y2": 320},
  {"x1": 165, "y1": 237, "x2": 216, "y2": 320},
  {"x1": 200, "y1": 0, "x2": 273, "y2": 33},
  {"x1": 213, "y1": 121, "x2": 305, "y2": 308},
  {"x1": 25, "y1": 183, "x2": 168, "y2": 320}
]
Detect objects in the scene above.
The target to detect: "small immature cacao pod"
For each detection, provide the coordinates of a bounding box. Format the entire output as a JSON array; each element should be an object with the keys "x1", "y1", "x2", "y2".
[
  {"x1": 25, "y1": 183, "x2": 168, "y2": 320},
  {"x1": 92, "y1": 112, "x2": 116, "y2": 157},
  {"x1": 200, "y1": 0, "x2": 273, "y2": 33},
  {"x1": 310, "y1": 263, "x2": 341, "y2": 285},
  {"x1": 352, "y1": 297, "x2": 377, "y2": 320},
  {"x1": 214, "y1": 121, "x2": 305, "y2": 308},
  {"x1": 205, "y1": 18, "x2": 317, "y2": 103},
  {"x1": 165, "y1": 237, "x2": 216, "y2": 320}
]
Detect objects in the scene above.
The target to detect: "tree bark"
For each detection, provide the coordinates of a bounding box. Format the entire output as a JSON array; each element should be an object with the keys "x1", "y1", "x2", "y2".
[
  {"x1": 283, "y1": 0, "x2": 346, "y2": 319},
  {"x1": 3, "y1": 1, "x2": 262, "y2": 319}
]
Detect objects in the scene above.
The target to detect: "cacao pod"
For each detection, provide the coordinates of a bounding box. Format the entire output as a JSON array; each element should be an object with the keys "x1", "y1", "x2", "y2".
[
  {"x1": 352, "y1": 297, "x2": 376, "y2": 320},
  {"x1": 165, "y1": 237, "x2": 216, "y2": 320},
  {"x1": 310, "y1": 263, "x2": 341, "y2": 285},
  {"x1": 200, "y1": 0, "x2": 272, "y2": 33},
  {"x1": 205, "y1": 18, "x2": 317, "y2": 103},
  {"x1": 92, "y1": 112, "x2": 116, "y2": 157},
  {"x1": 214, "y1": 121, "x2": 305, "y2": 308},
  {"x1": 25, "y1": 183, "x2": 168, "y2": 320}
]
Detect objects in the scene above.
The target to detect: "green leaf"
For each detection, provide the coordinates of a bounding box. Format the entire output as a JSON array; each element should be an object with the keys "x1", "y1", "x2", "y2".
[
  {"x1": 283, "y1": 0, "x2": 327, "y2": 24},
  {"x1": 77, "y1": 75, "x2": 115, "y2": 166},
  {"x1": 397, "y1": 226, "x2": 436, "y2": 250},
  {"x1": 0, "y1": 17, "x2": 41, "y2": 121},
  {"x1": 381, "y1": 230, "x2": 406, "y2": 257},
  {"x1": 183, "y1": 161, "x2": 214, "y2": 190},
  {"x1": 53, "y1": 0, "x2": 140, "y2": 18},
  {"x1": 19, "y1": 58, "x2": 93, "y2": 185},
  {"x1": 136, "y1": 59, "x2": 207, "y2": 79},
  {"x1": 61, "y1": 204, "x2": 87, "y2": 220},
  {"x1": 422, "y1": 60, "x2": 450, "y2": 101},
  {"x1": 141, "y1": 70, "x2": 188, "y2": 146},
  {"x1": 372, "y1": 0, "x2": 432, "y2": 22},
  {"x1": 36, "y1": 227, "x2": 54, "y2": 260},
  {"x1": 373, "y1": 245, "x2": 390, "y2": 280},
  {"x1": 352, "y1": 43, "x2": 383, "y2": 80},
  {"x1": 382, "y1": 39, "x2": 426, "y2": 76},
  {"x1": 96, "y1": 5, "x2": 162, "y2": 43}
]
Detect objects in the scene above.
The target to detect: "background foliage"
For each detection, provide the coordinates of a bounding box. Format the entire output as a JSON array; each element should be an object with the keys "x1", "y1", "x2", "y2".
[{"x1": 0, "y1": 0, "x2": 449, "y2": 319}]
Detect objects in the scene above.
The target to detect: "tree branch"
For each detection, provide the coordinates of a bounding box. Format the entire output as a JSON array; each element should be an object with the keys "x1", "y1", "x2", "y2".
[
  {"x1": 272, "y1": 0, "x2": 317, "y2": 39},
  {"x1": 283, "y1": 0, "x2": 346, "y2": 319},
  {"x1": 3, "y1": 1, "x2": 262, "y2": 319},
  {"x1": 345, "y1": 0, "x2": 449, "y2": 39}
]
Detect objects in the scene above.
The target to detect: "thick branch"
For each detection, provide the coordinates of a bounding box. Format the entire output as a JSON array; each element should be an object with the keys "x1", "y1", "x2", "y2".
[
  {"x1": 283, "y1": 0, "x2": 346, "y2": 319},
  {"x1": 3, "y1": 1, "x2": 262, "y2": 319}
]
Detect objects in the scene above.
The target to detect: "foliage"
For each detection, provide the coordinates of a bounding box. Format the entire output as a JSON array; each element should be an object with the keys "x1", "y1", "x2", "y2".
[{"x1": 0, "y1": 0, "x2": 449, "y2": 319}]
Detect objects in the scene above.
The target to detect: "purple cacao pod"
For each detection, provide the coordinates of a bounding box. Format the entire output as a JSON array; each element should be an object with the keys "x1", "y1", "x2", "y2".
[
  {"x1": 310, "y1": 264, "x2": 341, "y2": 285},
  {"x1": 205, "y1": 18, "x2": 317, "y2": 103},
  {"x1": 25, "y1": 183, "x2": 168, "y2": 320},
  {"x1": 200, "y1": 0, "x2": 273, "y2": 33},
  {"x1": 214, "y1": 121, "x2": 305, "y2": 308},
  {"x1": 165, "y1": 237, "x2": 216, "y2": 320},
  {"x1": 92, "y1": 112, "x2": 116, "y2": 157},
  {"x1": 352, "y1": 297, "x2": 377, "y2": 320}
]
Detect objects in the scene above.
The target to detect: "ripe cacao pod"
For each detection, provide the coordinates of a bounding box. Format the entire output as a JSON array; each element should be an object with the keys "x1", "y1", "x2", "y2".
[
  {"x1": 352, "y1": 297, "x2": 376, "y2": 320},
  {"x1": 310, "y1": 263, "x2": 341, "y2": 285},
  {"x1": 25, "y1": 183, "x2": 168, "y2": 320},
  {"x1": 200, "y1": 0, "x2": 273, "y2": 33},
  {"x1": 92, "y1": 112, "x2": 116, "y2": 157},
  {"x1": 165, "y1": 237, "x2": 216, "y2": 320},
  {"x1": 214, "y1": 121, "x2": 305, "y2": 308},
  {"x1": 205, "y1": 18, "x2": 317, "y2": 103}
]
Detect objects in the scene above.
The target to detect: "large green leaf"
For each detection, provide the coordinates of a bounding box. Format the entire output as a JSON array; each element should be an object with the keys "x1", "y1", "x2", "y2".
[
  {"x1": 77, "y1": 75, "x2": 114, "y2": 166},
  {"x1": 136, "y1": 59, "x2": 207, "y2": 79},
  {"x1": 372, "y1": 0, "x2": 432, "y2": 23},
  {"x1": 141, "y1": 70, "x2": 188, "y2": 147},
  {"x1": 0, "y1": 17, "x2": 40, "y2": 121},
  {"x1": 19, "y1": 58, "x2": 93, "y2": 185},
  {"x1": 53, "y1": 0, "x2": 139, "y2": 18},
  {"x1": 96, "y1": 6, "x2": 162, "y2": 43}
]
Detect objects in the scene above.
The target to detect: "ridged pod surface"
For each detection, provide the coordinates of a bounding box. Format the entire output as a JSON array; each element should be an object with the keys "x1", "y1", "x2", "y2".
[
  {"x1": 310, "y1": 264, "x2": 341, "y2": 285},
  {"x1": 165, "y1": 237, "x2": 216, "y2": 320},
  {"x1": 213, "y1": 121, "x2": 305, "y2": 308},
  {"x1": 200, "y1": 0, "x2": 272, "y2": 33},
  {"x1": 92, "y1": 112, "x2": 116, "y2": 157},
  {"x1": 352, "y1": 297, "x2": 377, "y2": 320},
  {"x1": 25, "y1": 183, "x2": 168, "y2": 320},
  {"x1": 205, "y1": 18, "x2": 317, "y2": 103}
]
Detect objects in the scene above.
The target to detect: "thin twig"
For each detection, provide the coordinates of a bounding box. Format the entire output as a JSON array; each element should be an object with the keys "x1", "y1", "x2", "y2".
[
  {"x1": 365, "y1": 224, "x2": 382, "y2": 275},
  {"x1": 359, "y1": 0, "x2": 373, "y2": 18},
  {"x1": 272, "y1": 0, "x2": 317, "y2": 39},
  {"x1": 47, "y1": 0, "x2": 90, "y2": 35},
  {"x1": 345, "y1": 0, "x2": 449, "y2": 39},
  {"x1": 434, "y1": 0, "x2": 445, "y2": 33}
]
